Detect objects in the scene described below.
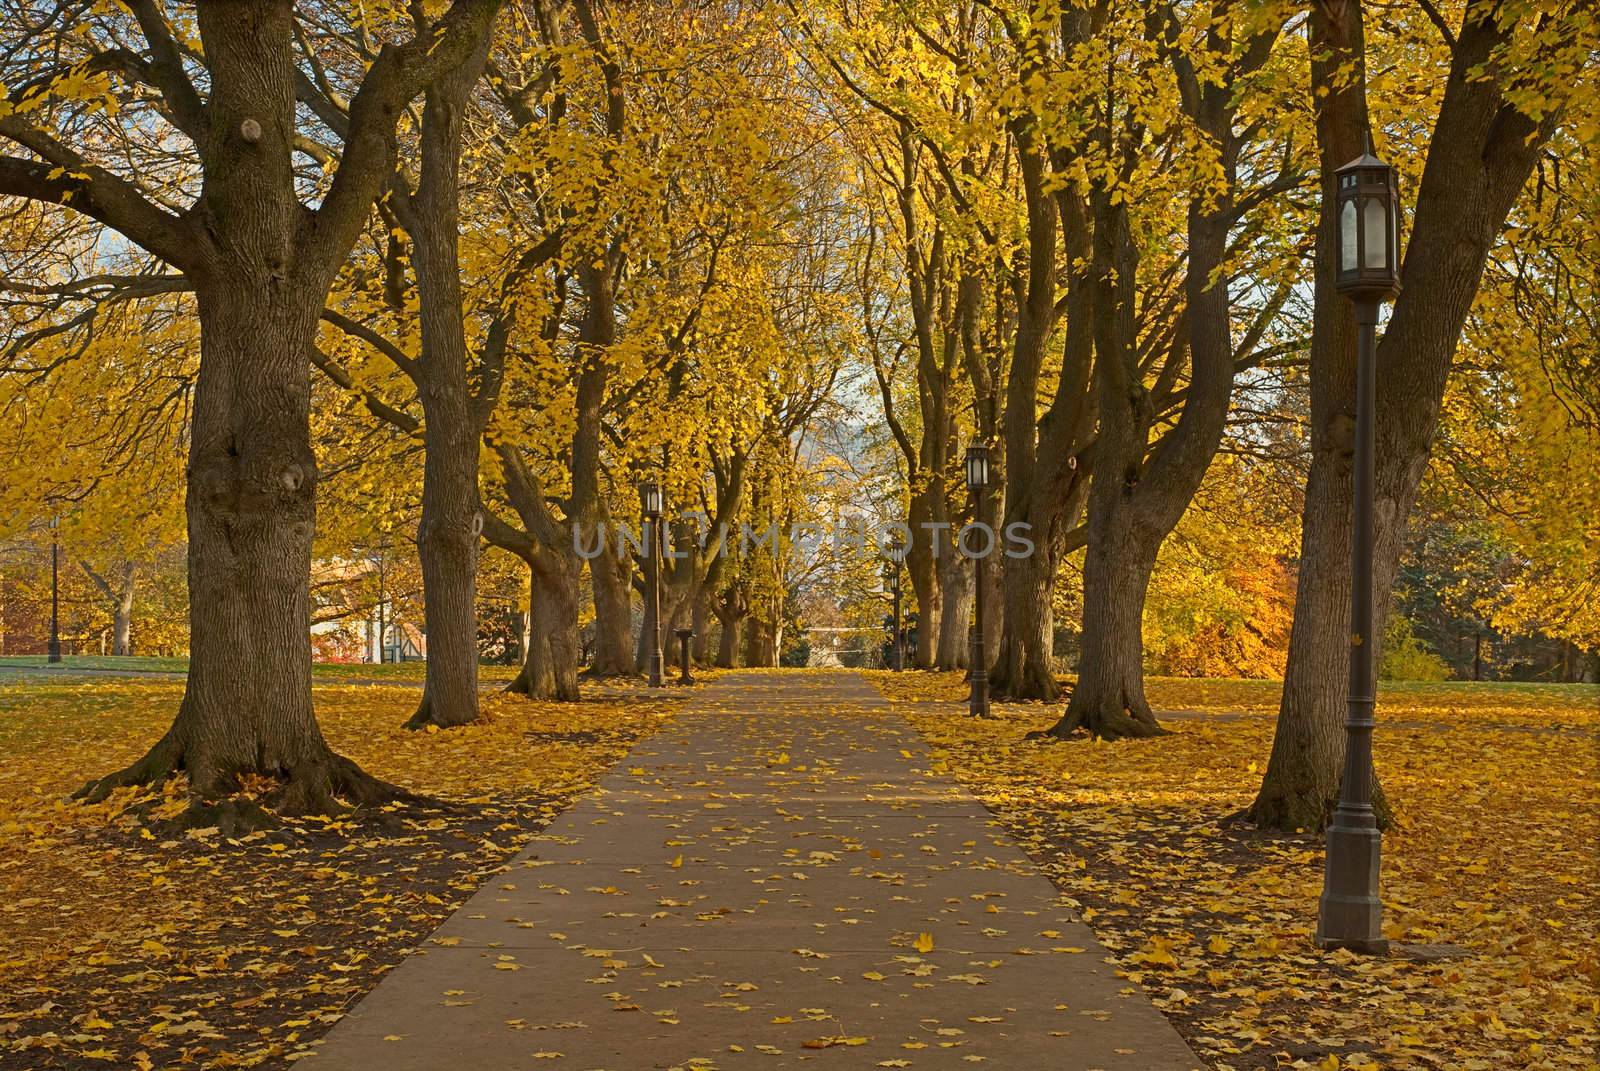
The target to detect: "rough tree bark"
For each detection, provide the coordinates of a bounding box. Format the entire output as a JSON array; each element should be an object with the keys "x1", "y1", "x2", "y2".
[
  {"x1": 711, "y1": 585, "x2": 747, "y2": 668},
  {"x1": 1247, "y1": 0, "x2": 1369, "y2": 827},
  {"x1": 1049, "y1": 4, "x2": 1271, "y2": 740},
  {"x1": 1250, "y1": 0, "x2": 1562, "y2": 829},
  {"x1": 82, "y1": 561, "x2": 137, "y2": 657},
  {"x1": 402, "y1": 28, "x2": 494, "y2": 730},
  {"x1": 745, "y1": 616, "x2": 778, "y2": 667},
  {"x1": 571, "y1": 290, "x2": 632, "y2": 678},
  {"x1": 986, "y1": 37, "x2": 1098, "y2": 700},
  {"x1": 22, "y1": 0, "x2": 503, "y2": 825},
  {"x1": 505, "y1": 554, "x2": 579, "y2": 701},
  {"x1": 935, "y1": 552, "x2": 972, "y2": 670}
]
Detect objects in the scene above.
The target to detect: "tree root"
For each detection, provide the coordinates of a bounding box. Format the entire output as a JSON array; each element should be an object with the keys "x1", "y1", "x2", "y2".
[
  {"x1": 1245, "y1": 778, "x2": 1396, "y2": 833},
  {"x1": 504, "y1": 665, "x2": 583, "y2": 702},
  {"x1": 73, "y1": 733, "x2": 183, "y2": 804},
  {"x1": 405, "y1": 692, "x2": 438, "y2": 730},
  {"x1": 988, "y1": 661, "x2": 1062, "y2": 703},
  {"x1": 1032, "y1": 701, "x2": 1170, "y2": 741},
  {"x1": 75, "y1": 734, "x2": 434, "y2": 829},
  {"x1": 579, "y1": 665, "x2": 638, "y2": 681},
  {"x1": 269, "y1": 753, "x2": 426, "y2": 815}
]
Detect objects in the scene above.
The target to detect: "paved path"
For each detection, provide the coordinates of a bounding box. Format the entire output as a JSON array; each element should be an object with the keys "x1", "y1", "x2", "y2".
[{"x1": 306, "y1": 671, "x2": 1201, "y2": 1070}]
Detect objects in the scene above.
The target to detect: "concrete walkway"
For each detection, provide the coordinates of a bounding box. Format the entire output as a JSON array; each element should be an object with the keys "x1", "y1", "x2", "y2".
[{"x1": 306, "y1": 671, "x2": 1201, "y2": 1070}]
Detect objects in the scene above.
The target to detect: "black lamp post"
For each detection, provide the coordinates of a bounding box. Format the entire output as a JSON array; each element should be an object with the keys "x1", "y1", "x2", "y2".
[
  {"x1": 47, "y1": 515, "x2": 62, "y2": 664},
  {"x1": 674, "y1": 627, "x2": 695, "y2": 685},
  {"x1": 1317, "y1": 136, "x2": 1401, "y2": 955},
  {"x1": 965, "y1": 444, "x2": 991, "y2": 718},
  {"x1": 639, "y1": 480, "x2": 665, "y2": 688},
  {"x1": 884, "y1": 536, "x2": 905, "y2": 672}
]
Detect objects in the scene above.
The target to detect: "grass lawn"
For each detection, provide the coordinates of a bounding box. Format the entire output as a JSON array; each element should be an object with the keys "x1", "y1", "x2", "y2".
[
  {"x1": 873, "y1": 672, "x2": 1599, "y2": 1071},
  {"x1": 0, "y1": 674, "x2": 679, "y2": 1070},
  {"x1": 0, "y1": 655, "x2": 191, "y2": 673},
  {"x1": 0, "y1": 655, "x2": 523, "y2": 682}
]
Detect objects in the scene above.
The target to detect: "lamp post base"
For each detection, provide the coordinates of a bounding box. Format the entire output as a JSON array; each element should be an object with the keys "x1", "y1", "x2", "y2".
[
  {"x1": 648, "y1": 651, "x2": 664, "y2": 689},
  {"x1": 1315, "y1": 818, "x2": 1388, "y2": 954}
]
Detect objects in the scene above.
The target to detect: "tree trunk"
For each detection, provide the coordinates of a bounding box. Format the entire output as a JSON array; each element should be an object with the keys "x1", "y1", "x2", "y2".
[
  {"x1": 83, "y1": 561, "x2": 138, "y2": 657},
  {"x1": 48, "y1": 0, "x2": 502, "y2": 825},
  {"x1": 404, "y1": 35, "x2": 492, "y2": 730},
  {"x1": 80, "y1": 279, "x2": 399, "y2": 824},
  {"x1": 1250, "y1": 0, "x2": 1550, "y2": 830},
  {"x1": 1249, "y1": 464, "x2": 1351, "y2": 828},
  {"x1": 988, "y1": 113, "x2": 1067, "y2": 701},
  {"x1": 506, "y1": 558, "x2": 579, "y2": 701},
  {"x1": 904, "y1": 494, "x2": 942, "y2": 670},
  {"x1": 745, "y1": 616, "x2": 777, "y2": 667},
  {"x1": 716, "y1": 612, "x2": 742, "y2": 668},
  {"x1": 112, "y1": 582, "x2": 133, "y2": 657},
  {"x1": 1051, "y1": 514, "x2": 1164, "y2": 739},
  {"x1": 691, "y1": 593, "x2": 710, "y2": 662},
  {"x1": 935, "y1": 554, "x2": 972, "y2": 670},
  {"x1": 989, "y1": 547, "x2": 1059, "y2": 700},
  {"x1": 587, "y1": 532, "x2": 635, "y2": 676}
]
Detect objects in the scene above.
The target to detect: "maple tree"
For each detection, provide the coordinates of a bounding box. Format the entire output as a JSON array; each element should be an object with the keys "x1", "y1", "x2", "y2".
[
  {"x1": 0, "y1": 0, "x2": 506, "y2": 824},
  {"x1": 1249, "y1": 0, "x2": 1597, "y2": 831}
]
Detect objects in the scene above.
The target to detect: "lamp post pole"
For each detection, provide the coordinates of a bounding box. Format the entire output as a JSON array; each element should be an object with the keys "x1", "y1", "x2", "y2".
[
  {"x1": 48, "y1": 515, "x2": 62, "y2": 664},
  {"x1": 1318, "y1": 138, "x2": 1399, "y2": 955},
  {"x1": 965, "y1": 444, "x2": 991, "y2": 718}
]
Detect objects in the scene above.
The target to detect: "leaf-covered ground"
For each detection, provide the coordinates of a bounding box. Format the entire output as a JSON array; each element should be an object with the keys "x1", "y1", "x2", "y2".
[
  {"x1": 0, "y1": 674, "x2": 681, "y2": 1069},
  {"x1": 872, "y1": 672, "x2": 1599, "y2": 1071}
]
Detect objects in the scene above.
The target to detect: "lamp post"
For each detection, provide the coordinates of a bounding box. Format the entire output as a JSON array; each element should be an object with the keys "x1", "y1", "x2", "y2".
[
  {"x1": 674, "y1": 627, "x2": 695, "y2": 685},
  {"x1": 640, "y1": 480, "x2": 665, "y2": 688},
  {"x1": 965, "y1": 444, "x2": 991, "y2": 718},
  {"x1": 47, "y1": 515, "x2": 62, "y2": 664},
  {"x1": 884, "y1": 535, "x2": 905, "y2": 671},
  {"x1": 1317, "y1": 136, "x2": 1401, "y2": 955}
]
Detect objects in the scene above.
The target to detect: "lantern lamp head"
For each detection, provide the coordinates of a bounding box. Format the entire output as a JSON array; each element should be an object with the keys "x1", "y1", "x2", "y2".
[
  {"x1": 1334, "y1": 141, "x2": 1401, "y2": 301},
  {"x1": 638, "y1": 480, "x2": 663, "y2": 519},
  {"x1": 965, "y1": 443, "x2": 990, "y2": 491}
]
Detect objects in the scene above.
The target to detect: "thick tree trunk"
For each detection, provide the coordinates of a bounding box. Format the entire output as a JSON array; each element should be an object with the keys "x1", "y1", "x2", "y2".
[
  {"x1": 989, "y1": 547, "x2": 1059, "y2": 700},
  {"x1": 988, "y1": 117, "x2": 1066, "y2": 702},
  {"x1": 506, "y1": 558, "x2": 579, "y2": 700},
  {"x1": 715, "y1": 612, "x2": 742, "y2": 668},
  {"x1": 904, "y1": 494, "x2": 942, "y2": 670},
  {"x1": 935, "y1": 554, "x2": 972, "y2": 670},
  {"x1": 59, "y1": 0, "x2": 501, "y2": 825},
  {"x1": 1051, "y1": 515, "x2": 1164, "y2": 739},
  {"x1": 745, "y1": 616, "x2": 777, "y2": 667},
  {"x1": 1250, "y1": 0, "x2": 1547, "y2": 830},
  {"x1": 691, "y1": 593, "x2": 710, "y2": 662},
  {"x1": 80, "y1": 281, "x2": 402, "y2": 825},
  {"x1": 1249, "y1": 469, "x2": 1350, "y2": 828},
  {"x1": 587, "y1": 533, "x2": 635, "y2": 676}
]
